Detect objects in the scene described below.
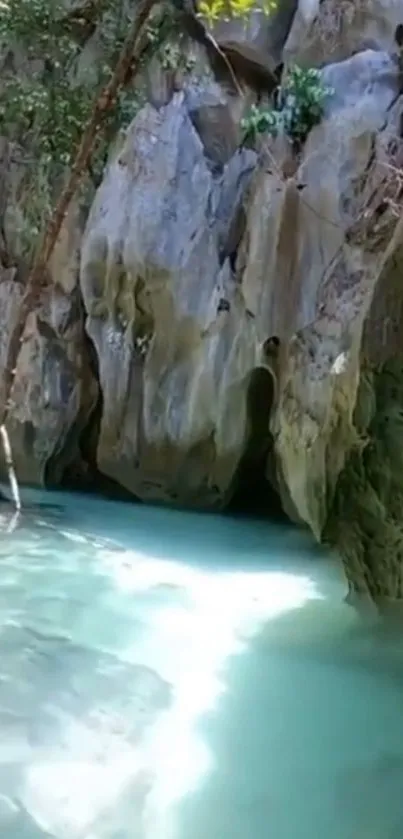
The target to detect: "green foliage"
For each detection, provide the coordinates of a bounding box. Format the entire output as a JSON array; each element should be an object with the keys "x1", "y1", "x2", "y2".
[
  {"x1": 0, "y1": 0, "x2": 126, "y2": 164},
  {"x1": 279, "y1": 66, "x2": 334, "y2": 143},
  {"x1": 144, "y1": 14, "x2": 196, "y2": 73},
  {"x1": 0, "y1": 0, "x2": 173, "y2": 256},
  {"x1": 240, "y1": 103, "x2": 277, "y2": 140},
  {"x1": 0, "y1": 0, "x2": 275, "y2": 257},
  {"x1": 242, "y1": 65, "x2": 334, "y2": 146},
  {"x1": 199, "y1": 0, "x2": 277, "y2": 27},
  {"x1": 159, "y1": 40, "x2": 196, "y2": 73}
]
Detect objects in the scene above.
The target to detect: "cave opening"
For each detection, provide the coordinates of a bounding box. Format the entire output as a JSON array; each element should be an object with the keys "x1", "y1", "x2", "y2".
[{"x1": 226, "y1": 366, "x2": 286, "y2": 521}]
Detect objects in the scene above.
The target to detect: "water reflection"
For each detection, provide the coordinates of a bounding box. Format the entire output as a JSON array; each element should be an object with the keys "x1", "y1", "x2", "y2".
[{"x1": 0, "y1": 491, "x2": 403, "y2": 838}]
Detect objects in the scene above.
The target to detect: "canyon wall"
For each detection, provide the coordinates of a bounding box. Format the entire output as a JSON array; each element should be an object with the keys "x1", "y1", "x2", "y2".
[{"x1": 2, "y1": 0, "x2": 403, "y2": 603}]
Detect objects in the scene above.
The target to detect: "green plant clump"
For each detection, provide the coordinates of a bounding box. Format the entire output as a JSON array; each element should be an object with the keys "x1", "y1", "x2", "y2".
[{"x1": 242, "y1": 65, "x2": 334, "y2": 146}]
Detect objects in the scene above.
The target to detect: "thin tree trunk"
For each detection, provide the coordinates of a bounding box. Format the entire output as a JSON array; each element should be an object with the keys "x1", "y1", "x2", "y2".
[
  {"x1": 0, "y1": 0, "x2": 157, "y2": 507},
  {"x1": 0, "y1": 425, "x2": 21, "y2": 511}
]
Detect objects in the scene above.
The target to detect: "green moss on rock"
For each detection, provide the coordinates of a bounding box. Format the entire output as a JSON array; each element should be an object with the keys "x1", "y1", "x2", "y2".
[{"x1": 326, "y1": 359, "x2": 403, "y2": 603}]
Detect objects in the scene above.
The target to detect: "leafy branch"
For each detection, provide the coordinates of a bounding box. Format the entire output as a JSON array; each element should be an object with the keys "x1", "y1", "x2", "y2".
[{"x1": 242, "y1": 65, "x2": 334, "y2": 146}]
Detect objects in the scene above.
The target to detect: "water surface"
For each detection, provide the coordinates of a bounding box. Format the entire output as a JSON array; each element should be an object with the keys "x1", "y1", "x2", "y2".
[{"x1": 0, "y1": 487, "x2": 403, "y2": 838}]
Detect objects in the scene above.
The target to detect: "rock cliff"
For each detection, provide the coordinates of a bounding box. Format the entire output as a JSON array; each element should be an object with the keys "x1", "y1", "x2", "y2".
[{"x1": 2, "y1": 0, "x2": 403, "y2": 604}]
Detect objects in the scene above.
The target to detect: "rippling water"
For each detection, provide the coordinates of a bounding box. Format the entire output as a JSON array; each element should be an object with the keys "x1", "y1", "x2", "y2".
[{"x1": 0, "y1": 487, "x2": 403, "y2": 838}]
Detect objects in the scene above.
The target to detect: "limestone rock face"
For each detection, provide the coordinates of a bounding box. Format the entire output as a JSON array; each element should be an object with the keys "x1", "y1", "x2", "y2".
[
  {"x1": 2, "y1": 0, "x2": 403, "y2": 603},
  {"x1": 284, "y1": 0, "x2": 403, "y2": 66},
  {"x1": 261, "y1": 49, "x2": 400, "y2": 537},
  {"x1": 80, "y1": 46, "x2": 403, "y2": 527},
  {"x1": 0, "y1": 6, "x2": 101, "y2": 489},
  {"x1": 0, "y1": 202, "x2": 98, "y2": 486},
  {"x1": 81, "y1": 39, "x2": 403, "y2": 603},
  {"x1": 211, "y1": 0, "x2": 298, "y2": 68},
  {"x1": 327, "y1": 216, "x2": 403, "y2": 605},
  {"x1": 81, "y1": 88, "x2": 258, "y2": 504}
]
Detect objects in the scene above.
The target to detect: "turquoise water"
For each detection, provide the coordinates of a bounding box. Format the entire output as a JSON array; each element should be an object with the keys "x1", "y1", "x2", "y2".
[{"x1": 0, "y1": 488, "x2": 403, "y2": 838}]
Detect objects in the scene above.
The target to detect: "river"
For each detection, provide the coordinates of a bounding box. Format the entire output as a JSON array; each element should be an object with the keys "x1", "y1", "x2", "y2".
[{"x1": 0, "y1": 487, "x2": 403, "y2": 838}]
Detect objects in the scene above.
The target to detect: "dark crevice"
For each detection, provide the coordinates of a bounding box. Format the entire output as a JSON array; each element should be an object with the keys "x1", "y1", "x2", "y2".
[
  {"x1": 226, "y1": 366, "x2": 286, "y2": 520},
  {"x1": 58, "y1": 329, "x2": 137, "y2": 502},
  {"x1": 218, "y1": 203, "x2": 247, "y2": 272}
]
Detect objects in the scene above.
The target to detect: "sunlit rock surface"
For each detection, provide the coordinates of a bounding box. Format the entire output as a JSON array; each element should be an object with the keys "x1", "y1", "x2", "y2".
[
  {"x1": 1, "y1": 491, "x2": 403, "y2": 838},
  {"x1": 81, "y1": 89, "x2": 258, "y2": 504},
  {"x1": 80, "y1": 40, "x2": 403, "y2": 602}
]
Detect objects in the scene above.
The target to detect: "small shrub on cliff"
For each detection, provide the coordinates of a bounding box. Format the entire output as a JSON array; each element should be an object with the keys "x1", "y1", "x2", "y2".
[
  {"x1": 279, "y1": 65, "x2": 334, "y2": 143},
  {"x1": 242, "y1": 65, "x2": 333, "y2": 146},
  {"x1": 240, "y1": 103, "x2": 277, "y2": 140}
]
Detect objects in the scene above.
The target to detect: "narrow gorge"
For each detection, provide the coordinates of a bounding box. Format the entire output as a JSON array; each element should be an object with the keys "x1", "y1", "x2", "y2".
[{"x1": 2, "y1": 0, "x2": 403, "y2": 608}]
